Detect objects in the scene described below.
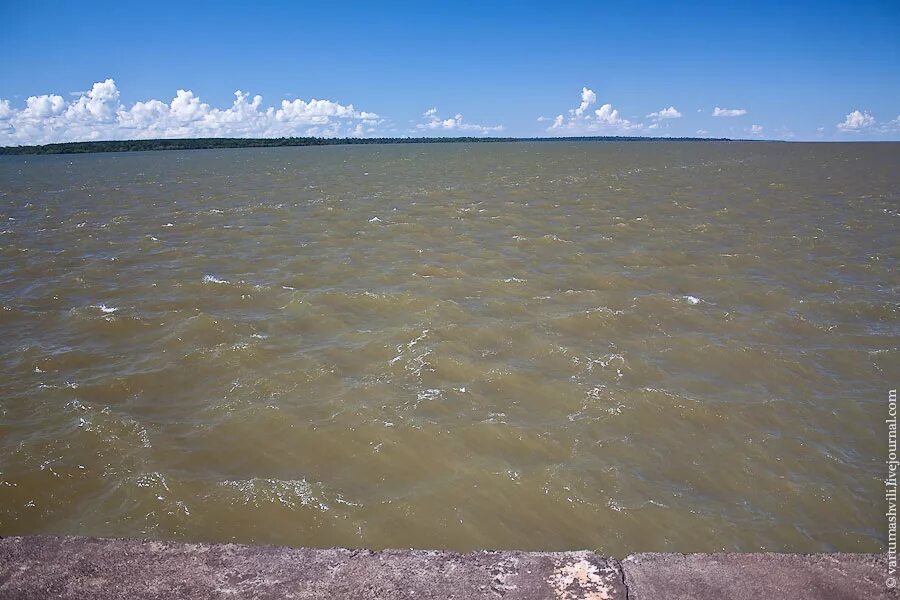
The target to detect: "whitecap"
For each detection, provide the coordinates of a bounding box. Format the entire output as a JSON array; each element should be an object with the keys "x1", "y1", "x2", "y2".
[
  {"x1": 542, "y1": 234, "x2": 573, "y2": 243},
  {"x1": 92, "y1": 304, "x2": 118, "y2": 314},
  {"x1": 417, "y1": 388, "x2": 442, "y2": 402},
  {"x1": 683, "y1": 295, "x2": 701, "y2": 305},
  {"x1": 218, "y1": 478, "x2": 332, "y2": 511},
  {"x1": 138, "y1": 429, "x2": 152, "y2": 448},
  {"x1": 202, "y1": 274, "x2": 229, "y2": 284}
]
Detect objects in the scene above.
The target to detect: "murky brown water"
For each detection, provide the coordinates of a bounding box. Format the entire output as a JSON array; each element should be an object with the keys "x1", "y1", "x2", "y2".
[{"x1": 0, "y1": 142, "x2": 897, "y2": 555}]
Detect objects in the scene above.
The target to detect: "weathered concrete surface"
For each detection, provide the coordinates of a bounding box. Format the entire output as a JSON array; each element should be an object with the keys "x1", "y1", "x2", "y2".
[
  {"x1": 0, "y1": 536, "x2": 891, "y2": 599},
  {"x1": 622, "y1": 552, "x2": 894, "y2": 600},
  {"x1": 0, "y1": 536, "x2": 625, "y2": 600}
]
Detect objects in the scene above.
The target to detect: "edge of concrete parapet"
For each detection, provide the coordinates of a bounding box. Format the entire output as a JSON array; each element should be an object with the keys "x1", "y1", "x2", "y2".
[
  {"x1": 0, "y1": 536, "x2": 892, "y2": 600},
  {"x1": 0, "y1": 536, "x2": 626, "y2": 600},
  {"x1": 621, "y1": 551, "x2": 892, "y2": 600}
]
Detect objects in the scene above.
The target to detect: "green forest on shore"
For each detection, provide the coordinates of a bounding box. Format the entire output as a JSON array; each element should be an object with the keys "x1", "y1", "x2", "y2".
[{"x1": 0, "y1": 136, "x2": 734, "y2": 156}]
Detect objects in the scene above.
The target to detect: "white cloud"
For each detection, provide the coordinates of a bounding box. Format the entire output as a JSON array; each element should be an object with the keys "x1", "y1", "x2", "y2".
[
  {"x1": 870, "y1": 114, "x2": 900, "y2": 134},
  {"x1": 547, "y1": 87, "x2": 643, "y2": 133},
  {"x1": 414, "y1": 107, "x2": 502, "y2": 135},
  {"x1": 695, "y1": 129, "x2": 709, "y2": 135},
  {"x1": 66, "y1": 79, "x2": 120, "y2": 122},
  {"x1": 23, "y1": 94, "x2": 66, "y2": 118},
  {"x1": 0, "y1": 78, "x2": 382, "y2": 145},
  {"x1": 575, "y1": 87, "x2": 597, "y2": 117},
  {"x1": 712, "y1": 106, "x2": 748, "y2": 117},
  {"x1": 647, "y1": 106, "x2": 682, "y2": 120},
  {"x1": 594, "y1": 103, "x2": 627, "y2": 126},
  {"x1": 0, "y1": 99, "x2": 14, "y2": 121},
  {"x1": 837, "y1": 109, "x2": 875, "y2": 132},
  {"x1": 749, "y1": 124, "x2": 763, "y2": 135},
  {"x1": 169, "y1": 89, "x2": 209, "y2": 122}
]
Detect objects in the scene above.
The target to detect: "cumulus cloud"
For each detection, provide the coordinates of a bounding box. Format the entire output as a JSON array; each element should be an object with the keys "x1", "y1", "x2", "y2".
[
  {"x1": 575, "y1": 87, "x2": 597, "y2": 117},
  {"x1": 547, "y1": 87, "x2": 643, "y2": 133},
  {"x1": 712, "y1": 106, "x2": 748, "y2": 117},
  {"x1": 24, "y1": 94, "x2": 66, "y2": 118},
  {"x1": 836, "y1": 109, "x2": 875, "y2": 132},
  {"x1": 749, "y1": 124, "x2": 763, "y2": 136},
  {"x1": 836, "y1": 110, "x2": 900, "y2": 135},
  {"x1": 0, "y1": 78, "x2": 382, "y2": 145},
  {"x1": 0, "y1": 99, "x2": 12, "y2": 121},
  {"x1": 414, "y1": 107, "x2": 503, "y2": 135},
  {"x1": 593, "y1": 103, "x2": 630, "y2": 126},
  {"x1": 647, "y1": 106, "x2": 682, "y2": 120},
  {"x1": 66, "y1": 79, "x2": 120, "y2": 122}
]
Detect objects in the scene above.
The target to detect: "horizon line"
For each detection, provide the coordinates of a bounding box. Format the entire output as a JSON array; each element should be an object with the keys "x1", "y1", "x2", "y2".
[{"x1": 3, "y1": 135, "x2": 897, "y2": 156}]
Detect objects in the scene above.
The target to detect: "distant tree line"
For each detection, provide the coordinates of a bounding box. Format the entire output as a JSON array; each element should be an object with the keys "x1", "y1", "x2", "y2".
[{"x1": 0, "y1": 135, "x2": 736, "y2": 156}]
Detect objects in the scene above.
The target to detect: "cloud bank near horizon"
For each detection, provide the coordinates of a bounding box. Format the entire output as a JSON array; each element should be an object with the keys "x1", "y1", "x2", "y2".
[
  {"x1": 414, "y1": 107, "x2": 503, "y2": 135},
  {"x1": 712, "y1": 107, "x2": 748, "y2": 117},
  {"x1": 1, "y1": 79, "x2": 898, "y2": 145},
  {"x1": 0, "y1": 79, "x2": 382, "y2": 146},
  {"x1": 544, "y1": 87, "x2": 646, "y2": 133}
]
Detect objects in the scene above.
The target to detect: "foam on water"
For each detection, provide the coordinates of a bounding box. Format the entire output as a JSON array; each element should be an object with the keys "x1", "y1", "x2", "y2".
[
  {"x1": 416, "y1": 388, "x2": 442, "y2": 402},
  {"x1": 202, "y1": 274, "x2": 229, "y2": 284},
  {"x1": 91, "y1": 304, "x2": 118, "y2": 314}
]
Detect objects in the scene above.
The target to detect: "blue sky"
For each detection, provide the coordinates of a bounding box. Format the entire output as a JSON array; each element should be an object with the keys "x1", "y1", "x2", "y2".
[{"x1": 0, "y1": 0, "x2": 898, "y2": 143}]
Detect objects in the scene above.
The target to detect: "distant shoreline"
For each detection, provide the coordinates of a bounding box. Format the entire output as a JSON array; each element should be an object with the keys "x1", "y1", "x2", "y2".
[{"x1": 0, "y1": 135, "x2": 749, "y2": 156}]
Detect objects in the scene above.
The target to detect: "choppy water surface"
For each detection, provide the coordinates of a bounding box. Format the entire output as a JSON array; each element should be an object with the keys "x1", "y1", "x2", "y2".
[{"x1": 1, "y1": 142, "x2": 897, "y2": 554}]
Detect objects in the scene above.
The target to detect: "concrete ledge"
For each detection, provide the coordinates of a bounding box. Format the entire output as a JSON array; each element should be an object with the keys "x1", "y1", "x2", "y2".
[
  {"x1": 622, "y1": 552, "x2": 891, "y2": 600},
  {"x1": 0, "y1": 536, "x2": 625, "y2": 600},
  {"x1": 0, "y1": 536, "x2": 891, "y2": 599}
]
